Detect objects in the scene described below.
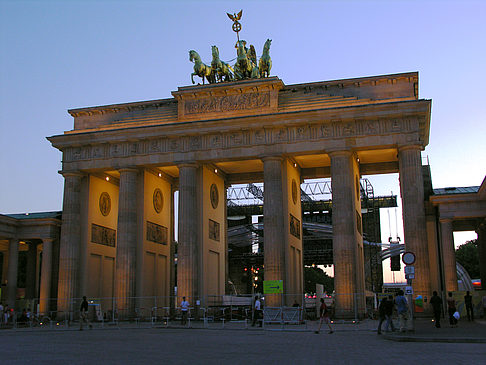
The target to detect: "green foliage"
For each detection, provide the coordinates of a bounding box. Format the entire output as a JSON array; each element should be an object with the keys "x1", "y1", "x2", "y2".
[
  {"x1": 455, "y1": 239, "x2": 480, "y2": 278},
  {"x1": 304, "y1": 266, "x2": 334, "y2": 294}
]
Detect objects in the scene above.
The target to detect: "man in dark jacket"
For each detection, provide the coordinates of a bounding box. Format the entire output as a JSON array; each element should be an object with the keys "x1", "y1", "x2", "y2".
[
  {"x1": 430, "y1": 291, "x2": 442, "y2": 328},
  {"x1": 377, "y1": 296, "x2": 395, "y2": 334},
  {"x1": 377, "y1": 297, "x2": 388, "y2": 334}
]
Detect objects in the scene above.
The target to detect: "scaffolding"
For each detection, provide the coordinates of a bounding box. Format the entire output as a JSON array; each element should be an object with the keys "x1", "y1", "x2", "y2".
[{"x1": 226, "y1": 179, "x2": 397, "y2": 294}]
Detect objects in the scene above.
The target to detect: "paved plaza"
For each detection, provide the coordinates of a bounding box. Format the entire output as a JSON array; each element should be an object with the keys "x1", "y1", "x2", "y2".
[{"x1": 1, "y1": 320, "x2": 485, "y2": 364}]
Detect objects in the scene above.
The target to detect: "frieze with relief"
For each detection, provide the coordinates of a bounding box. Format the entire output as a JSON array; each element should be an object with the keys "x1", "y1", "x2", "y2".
[
  {"x1": 253, "y1": 129, "x2": 266, "y2": 144},
  {"x1": 295, "y1": 126, "x2": 309, "y2": 140},
  {"x1": 147, "y1": 221, "x2": 168, "y2": 245},
  {"x1": 91, "y1": 223, "x2": 116, "y2": 247},
  {"x1": 184, "y1": 92, "x2": 270, "y2": 115},
  {"x1": 62, "y1": 117, "x2": 418, "y2": 163}
]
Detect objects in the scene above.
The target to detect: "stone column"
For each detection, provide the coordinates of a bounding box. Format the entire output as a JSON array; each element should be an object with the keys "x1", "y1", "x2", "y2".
[
  {"x1": 478, "y1": 221, "x2": 486, "y2": 290},
  {"x1": 177, "y1": 163, "x2": 199, "y2": 304},
  {"x1": 57, "y1": 172, "x2": 83, "y2": 318},
  {"x1": 439, "y1": 219, "x2": 458, "y2": 292},
  {"x1": 6, "y1": 239, "x2": 19, "y2": 307},
  {"x1": 330, "y1": 151, "x2": 365, "y2": 318},
  {"x1": 398, "y1": 145, "x2": 430, "y2": 298},
  {"x1": 1, "y1": 251, "x2": 7, "y2": 286},
  {"x1": 39, "y1": 238, "x2": 54, "y2": 315},
  {"x1": 263, "y1": 157, "x2": 285, "y2": 307},
  {"x1": 115, "y1": 168, "x2": 139, "y2": 319},
  {"x1": 170, "y1": 186, "x2": 177, "y2": 309},
  {"x1": 25, "y1": 242, "x2": 37, "y2": 299}
]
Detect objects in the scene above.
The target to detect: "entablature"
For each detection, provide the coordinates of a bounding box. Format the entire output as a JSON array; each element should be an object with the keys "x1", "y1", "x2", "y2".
[{"x1": 65, "y1": 72, "x2": 424, "y2": 134}]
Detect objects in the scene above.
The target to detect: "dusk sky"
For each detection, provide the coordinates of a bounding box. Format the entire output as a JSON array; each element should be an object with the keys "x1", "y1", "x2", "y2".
[{"x1": 1, "y1": 0, "x2": 485, "y2": 262}]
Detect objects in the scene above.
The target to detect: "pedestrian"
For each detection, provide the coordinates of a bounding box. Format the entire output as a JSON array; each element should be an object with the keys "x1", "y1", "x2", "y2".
[
  {"x1": 395, "y1": 290, "x2": 408, "y2": 332},
  {"x1": 377, "y1": 296, "x2": 388, "y2": 335},
  {"x1": 180, "y1": 296, "x2": 189, "y2": 325},
  {"x1": 430, "y1": 291, "x2": 442, "y2": 328},
  {"x1": 251, "y1": 296, "x2": 262, "y2": 327},
  {"x1": 79, "y1": 296, "x2": 92, "y2": 330},
  {"x1": 482, "y1": 295, "x2": 486, "y2": 319},
  {"x1": 383, "y1": 295, "x2": 396, "y2": 332},
  {"x1": 464, "y1": 291, "x2": 474, "y2": 321},
  {"x1": 447, "y1": 292, "x2": 458, "y2": 327},
  {"x1": 3, "y1": 304, "x2": 9, "y2": 325},
  {"x1": 315, "y1": 297, "x2": 333, "y2": 334}
]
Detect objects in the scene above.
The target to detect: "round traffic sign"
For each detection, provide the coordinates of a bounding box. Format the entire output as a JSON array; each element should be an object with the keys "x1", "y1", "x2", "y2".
[{"x1": 402, "y1": 251, "x2": 416, "y2": 265}]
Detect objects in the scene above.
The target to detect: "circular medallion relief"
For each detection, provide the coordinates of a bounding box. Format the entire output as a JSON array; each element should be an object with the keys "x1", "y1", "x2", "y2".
[
  {"x1": 210, "y1": 183, "x2": 219, "y2": 209},
  {"x1": 99, "y1": 192, "x2": 111, "y2": 216},
  {"x1": 153, "y1": 188, "x2": 163, "y2": 213},
  {"x1": 291, "y1": 179, "x2": 298, "y2": 205}
]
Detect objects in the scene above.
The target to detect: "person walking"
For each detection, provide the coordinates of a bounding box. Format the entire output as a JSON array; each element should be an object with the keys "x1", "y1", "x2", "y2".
[
  {"x1": 430, "y1": 291, "x2": 442, "y2": 328},
  {"x1": 251, "y1": 296, "x2": 262, "y2": 327},
  {"x1": 3, "y1": 304, "x2": 9, "y2": 326},
  {"x1": 315, "y1": 298, "x2": 333, "y2": 334},
  {"x1": 180, "y1": 296, "x2": 190, "y2": 325},
  {"x1": 0, "y1": 302, "x2": 3, "y2": 328},
  {"x1": 395, "y1": 290, "x2": 408, "y2": 332},
  {"x1": 383, "y1": 295, "x2": 396, "y2": 332},
  {"x1": 447, "y1": 292, "x2": 458, "y2": 327},
  {"x1": 464, "y1": 291, "x2": 474, "y2": 321},
  {"x1": 377, "y1": 296, "x2": 388, "y2": 335},
  {"x1": 79, "y1": 296, "x2": 92, "y2": 330},
  {"x1": 482, "y1": 295, "x2": 486, "y2": 319}
]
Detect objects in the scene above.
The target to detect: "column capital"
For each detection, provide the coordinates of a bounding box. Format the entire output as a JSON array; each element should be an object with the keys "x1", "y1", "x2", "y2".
[
  {"x1": 41, "y1": 237, "x2": 55, "y2": 244},
  {"x1": 260, "y1": 155, "x2": 284, "y2": 163},
  {"x1": 328, "y1": 149, "x2": 353, "y2": 158},
  {"x1": 60, "y1": 170, "x2": 84, "y2": 178},
  {"x1": 398, "y1": 144, "x2": 423, "y2": 153},
  {"x1": 177, "y1": 162, "x2": 199, "y2": 169},
  {"x1": 439, "y1": 217, "x2": 453, "y2": 224},
  {"x1": 118, "y1": 167, "x2": 139, "y2": 174}
]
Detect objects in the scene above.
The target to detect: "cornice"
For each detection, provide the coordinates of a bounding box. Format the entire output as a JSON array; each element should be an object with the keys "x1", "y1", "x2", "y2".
[
  {"x1": 283, "y1": 72, "x2": 418, "y2": 92},
  {"x1": 68, "y1": 98, "x2": 176, "y2": 118}
]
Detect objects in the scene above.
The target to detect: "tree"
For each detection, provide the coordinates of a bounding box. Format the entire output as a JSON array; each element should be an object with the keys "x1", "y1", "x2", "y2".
[
  {"x1": 304, "y1": 266, "x2": 334, "y2": 294},
  {"x1": 455, "y1": 239, "x2": 480, "y2": 278}
]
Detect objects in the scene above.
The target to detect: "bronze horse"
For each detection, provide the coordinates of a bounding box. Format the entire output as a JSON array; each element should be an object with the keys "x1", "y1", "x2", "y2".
[
  {"x1": 259, "y1": 39, "x2": 272, "y2": 78},
  {"x1": 211, "y1": 46, "x2": 234, "y2": 82},
  {"x1": 189, "y1": 50, "x2": 215, "y2": 84}
]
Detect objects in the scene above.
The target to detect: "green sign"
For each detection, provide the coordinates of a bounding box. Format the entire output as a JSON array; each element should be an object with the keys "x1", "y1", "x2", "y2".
[{"x1": 263, "y1": 280, "x2": 283, "y2": 294}]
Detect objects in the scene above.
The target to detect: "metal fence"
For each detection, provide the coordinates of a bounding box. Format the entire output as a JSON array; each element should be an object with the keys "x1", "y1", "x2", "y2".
[{"x1": 1, "y1": 293, "x2": 380, "y2": 330}]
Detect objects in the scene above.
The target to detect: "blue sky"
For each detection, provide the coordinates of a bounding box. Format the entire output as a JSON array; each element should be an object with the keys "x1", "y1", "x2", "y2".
[{"x1": 1, "y1": 1, "x2": 485, "y2": 254}]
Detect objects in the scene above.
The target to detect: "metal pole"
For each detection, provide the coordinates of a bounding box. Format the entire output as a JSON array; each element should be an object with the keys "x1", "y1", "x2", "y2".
[{"x1": 407, "y1": 278, "x2": 415, "y2": 332}]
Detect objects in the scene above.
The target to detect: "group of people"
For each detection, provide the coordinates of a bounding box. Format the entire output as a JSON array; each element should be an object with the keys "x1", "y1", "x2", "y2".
[
  {"x1": 431, "y1": 290, "x2": 475, "y2": 328},
  {"x1": 0, "y1": 302, "x2": 11, "y2": 326},
  {"x1": 379, "y1": 290, "x2": 479, "y2": 333},
  {"x1": 0, "y1": 303, "x2": 33, "y2": 326},
  {"x1": 377, "y1": 290, "x2": 409, "y2": 334}
]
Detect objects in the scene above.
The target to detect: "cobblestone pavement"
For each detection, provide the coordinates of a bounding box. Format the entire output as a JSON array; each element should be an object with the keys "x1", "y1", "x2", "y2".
[{"x1": 1, "y1": 323, "x2": 485, "y2": 365}]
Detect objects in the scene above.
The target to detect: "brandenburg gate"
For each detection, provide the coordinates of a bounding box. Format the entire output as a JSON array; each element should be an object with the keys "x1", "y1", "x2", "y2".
[{"x1": 48, "y1": 71, "x2": 431, "y2": 318}]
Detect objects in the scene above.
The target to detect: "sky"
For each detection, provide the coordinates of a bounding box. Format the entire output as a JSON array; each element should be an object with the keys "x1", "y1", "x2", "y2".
[{"x1": 1, "y1": 0, "x2": 485, "y2": 271}]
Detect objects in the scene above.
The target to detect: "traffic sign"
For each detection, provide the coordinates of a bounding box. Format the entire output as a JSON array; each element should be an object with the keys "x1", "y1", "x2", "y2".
[
  {"x1": 405, "y1": 273, "x2": 415, "y2": 280},
  {"x1": 404, "y1": 266, "x2": 415, "y2": 274},
  {"x1": 263, "y1": 280, "x2": 283, "y2": 294},
  {"x1": 402, "y1": 252, "x2": 416, "y2": 265}
]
